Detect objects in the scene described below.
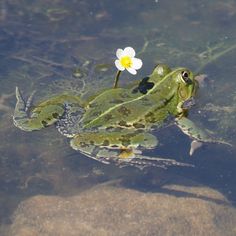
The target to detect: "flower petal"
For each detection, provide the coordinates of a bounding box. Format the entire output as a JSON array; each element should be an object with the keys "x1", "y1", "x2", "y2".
[
  {"x1": 127, "y1": 67, "x2": 137, "y2": 75},
  {"x1": 131, "y1": 58, "x2": 143, "y2": 70},
  {"x1": 123, "y1": 47, "x2": 135, "y2": 57},
  {"x1": 116, "y1": 49, "x2": 124, "y2": 59},
  {"x1": 115, "y1": 60, "x2": 125, "y2": 71}
]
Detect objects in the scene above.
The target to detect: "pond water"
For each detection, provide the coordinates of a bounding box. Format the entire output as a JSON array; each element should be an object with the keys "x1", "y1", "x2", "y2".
[{"x1": 0, "y1": 0, "x2": 236, "y2": 235}]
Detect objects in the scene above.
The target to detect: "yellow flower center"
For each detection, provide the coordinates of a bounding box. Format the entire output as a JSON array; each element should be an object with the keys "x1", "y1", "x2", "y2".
[{"x1": 120, "y1": 56, "x2": 132, "y2": 68}]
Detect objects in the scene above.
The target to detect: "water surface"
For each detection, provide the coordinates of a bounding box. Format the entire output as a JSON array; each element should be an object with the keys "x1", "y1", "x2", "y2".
[{"x1": 0, "y1": 0, "x2": 236, "y2": 234}]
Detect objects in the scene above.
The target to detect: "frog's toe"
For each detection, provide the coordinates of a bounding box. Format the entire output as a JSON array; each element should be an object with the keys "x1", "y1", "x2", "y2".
[
  {"x1": 15, "y1": 87, "x2": 26, "y2": 111},
  {"x1": 189, "y1": 140, "x2": 203, "y2": 156},
  {"x1": 117, "y1": 154, "x2": 194, "y2": 170},
  {"x1": 25, "y1": 90, "x2": 36, "y2": 112},
  {"x1": 15, "y1": 87, "x2": 21, "y2": 100}
]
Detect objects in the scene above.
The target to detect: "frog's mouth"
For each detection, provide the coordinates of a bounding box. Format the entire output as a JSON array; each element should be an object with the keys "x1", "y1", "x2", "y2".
[
  {"x1": 183, "y1": 77, "x2": 199, "y2": 110},
  {"x1": 177, "y1": 75, "x2": 198, "y2": 112}
]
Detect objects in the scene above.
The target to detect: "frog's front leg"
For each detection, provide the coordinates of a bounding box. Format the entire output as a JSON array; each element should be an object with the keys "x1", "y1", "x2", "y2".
[
  {"x1": 13, "y1": 87, "x2": 65, "y2": 131},
  {"x1": 176, "y1": 116, "x2": 231, "y2": 155},
  {"x1": 70, "y1": 130, "x2": 158, "y2": 160}
]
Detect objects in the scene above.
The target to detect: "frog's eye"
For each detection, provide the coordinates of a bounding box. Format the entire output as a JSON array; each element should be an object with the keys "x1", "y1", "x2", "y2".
[{"x1": 181, "y1": 70, "x2": 192, "y2": 84}]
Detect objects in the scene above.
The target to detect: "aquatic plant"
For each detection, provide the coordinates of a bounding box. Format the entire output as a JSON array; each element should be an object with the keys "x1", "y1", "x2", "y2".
[{"x1": 114, "y1": 47, "x2": 142, "y2": 88}]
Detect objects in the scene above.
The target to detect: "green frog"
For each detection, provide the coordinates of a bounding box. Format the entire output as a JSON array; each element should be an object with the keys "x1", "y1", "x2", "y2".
[{"x1": 13, "y1": 64, "x2": 223, "y2": 169}]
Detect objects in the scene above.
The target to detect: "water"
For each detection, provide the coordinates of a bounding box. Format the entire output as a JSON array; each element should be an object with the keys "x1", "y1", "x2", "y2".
[{"x1": 0, "y1": 0, "x2": 236, "y2": 235}]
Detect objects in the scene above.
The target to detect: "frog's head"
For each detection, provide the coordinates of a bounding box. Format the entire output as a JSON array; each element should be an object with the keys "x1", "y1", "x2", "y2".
[
  {"x1": 173, "y1": 68, "x2": 198, "y2": 112},
  {"x1": 132, "y1": 64, "x2": 198, "y2": 113},
  {"x1": 149, "y1": 64, "x2": 198, "y2": 113},
  {"x1": 150, "y1": 64, "x2": 198, "y2": 96}
]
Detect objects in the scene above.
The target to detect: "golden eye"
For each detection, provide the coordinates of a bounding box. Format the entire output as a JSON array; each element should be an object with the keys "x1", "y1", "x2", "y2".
[{"x1": 181, "y1": 70, "x2": 193, "y2": 85}]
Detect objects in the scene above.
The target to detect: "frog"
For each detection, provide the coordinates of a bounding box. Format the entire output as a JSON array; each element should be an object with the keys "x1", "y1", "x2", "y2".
[{"x1": 13, "y1": 64, "x2": 225, "y2": 169}]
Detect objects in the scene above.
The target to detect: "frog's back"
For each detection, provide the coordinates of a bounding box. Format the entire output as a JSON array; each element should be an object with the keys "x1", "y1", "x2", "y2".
[
  {"x1": 81, "y1": 79, "x2": 179, "y2": 130},
  {"x1": 81, "y1": 88, "x2": 139, "y2": 127}
]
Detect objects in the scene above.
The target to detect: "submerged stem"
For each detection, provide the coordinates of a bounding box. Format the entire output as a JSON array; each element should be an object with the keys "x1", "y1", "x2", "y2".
[
  {"x1": 113, "y1": 70, "x2": 121, "y2": 88},
  {"x1": 197, "y1": 43, "x2": 236, "y2": 72}
]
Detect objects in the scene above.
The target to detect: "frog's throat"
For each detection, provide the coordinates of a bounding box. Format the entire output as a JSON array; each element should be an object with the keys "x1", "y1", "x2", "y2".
[{"x1": 83, "y1": 68, "x2": 187, "y2": 129}]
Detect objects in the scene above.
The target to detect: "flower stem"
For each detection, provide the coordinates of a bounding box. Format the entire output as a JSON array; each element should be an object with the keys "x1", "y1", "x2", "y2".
[{"x1": 113, "y1": 70, "x2": 121, "y2": 88}]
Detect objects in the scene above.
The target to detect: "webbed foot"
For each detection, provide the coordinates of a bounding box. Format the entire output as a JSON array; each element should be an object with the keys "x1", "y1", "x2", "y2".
[
  {"x1": 13, "y1": 87, "x2": 34, "y2": 131},
  {"x1": 117, "y1": 154, "x2": 194, "y2": 170},
  {"x1": 13, "y1": 87, "x2": 65, "y2": 131}
]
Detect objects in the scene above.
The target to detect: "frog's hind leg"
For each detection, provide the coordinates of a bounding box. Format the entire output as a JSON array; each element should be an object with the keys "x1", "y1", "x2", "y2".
[
  {"x1": 70, "y1": 131, "x2": 158, "y2": 152},
  {"x1": 13, "y1": 87, "x2": 64, "y2": 131},
  {"x1": 70, "y1": 143, "x2": 118, "y2": 165},
  {"x1": 69, "y1": 130, "x2": 156, "y2": 164},
  {"x1": 70, "y1": 139, "x2": 137, "y2": 166},
  {"x1": 70, "y1": 139, "x2": 192, "y2": 169},
  {"x1": 70, "y1": 131, "x2": 191, "y2": 169}
]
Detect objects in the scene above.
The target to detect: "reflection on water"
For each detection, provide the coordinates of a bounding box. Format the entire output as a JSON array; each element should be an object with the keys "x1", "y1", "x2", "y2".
[{"x1": 0, "y1": 0, "x2": 236, "y2": 235}]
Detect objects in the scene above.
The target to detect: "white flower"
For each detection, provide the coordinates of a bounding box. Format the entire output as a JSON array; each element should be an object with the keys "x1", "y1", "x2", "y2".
[{"x1": 115, "y1": 47, "x2": 143, "y2": 75}]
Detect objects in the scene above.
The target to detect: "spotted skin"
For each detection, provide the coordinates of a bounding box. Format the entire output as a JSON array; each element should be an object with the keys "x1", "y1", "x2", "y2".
[{"x1": 71, "y1": 130, "x2": 158, "y2": 150}]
